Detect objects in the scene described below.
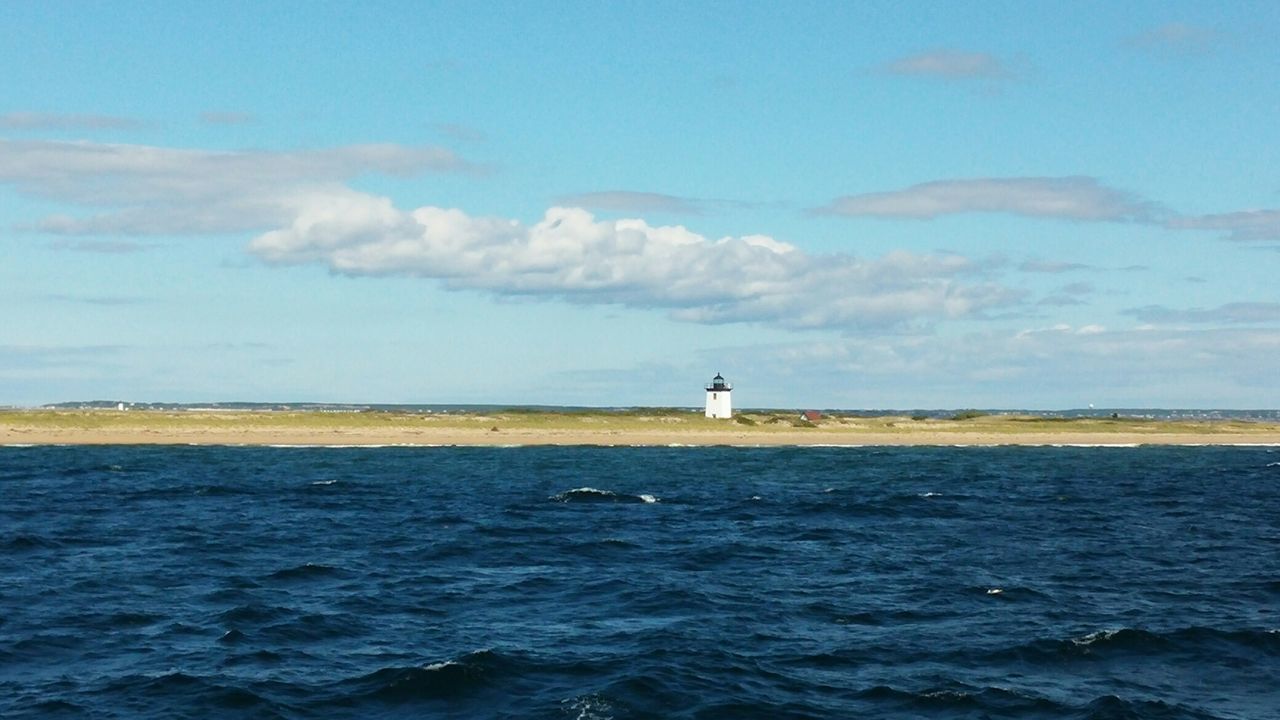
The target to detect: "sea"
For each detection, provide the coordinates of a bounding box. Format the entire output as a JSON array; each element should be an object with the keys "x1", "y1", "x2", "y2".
[{"x1": 2, "y1": 444, "x2": 1278, "y2": 719}]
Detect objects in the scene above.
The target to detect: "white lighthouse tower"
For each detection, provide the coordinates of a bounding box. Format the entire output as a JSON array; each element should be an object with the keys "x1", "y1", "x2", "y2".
[{"x1": 704, "y1": 373, "x2": 733, "y2": 419}]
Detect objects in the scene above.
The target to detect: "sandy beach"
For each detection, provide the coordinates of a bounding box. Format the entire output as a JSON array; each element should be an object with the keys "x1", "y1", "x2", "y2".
[{"x1": 3, "y1": 410, "x2": 1279, "y2": 447}]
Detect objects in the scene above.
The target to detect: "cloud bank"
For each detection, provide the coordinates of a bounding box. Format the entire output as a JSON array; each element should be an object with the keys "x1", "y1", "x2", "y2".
[
  {"x1": 0, "y1": 112, "x2": 139, "y2": 131},
  {"x1": 1166, "y1": 210, "x2": 1280, "y2": 241},
  {"x1": 0, "y1": 139, "x2": 1021, "y2": 333},
  {"x1": 735, "y1": 324, "x2": 1280, "y2": 407},
  {"x1": 1124, "y1": 302, "x2": 1280, "y2": 325},
  {"x1": 5, "y1": 139, "x2": 1274, "y2": 337},
  {"x1": 817, "y1": 177, "x2": 1158, "y2": 221},
  {"x1": 817, "y1": 175, "x2": 1280, "y2": 243},
  {"x1": 0, "y1": 139, "x2": 474, "y2": 235},
  {"x1": 250, "y1": 203, "x2": 1019, "y2": 331}
]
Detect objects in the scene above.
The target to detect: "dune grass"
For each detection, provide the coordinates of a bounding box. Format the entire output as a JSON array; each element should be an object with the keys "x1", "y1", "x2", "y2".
[{"x1": 2, "y1": 408, "x2": 1276, "y2": 438}]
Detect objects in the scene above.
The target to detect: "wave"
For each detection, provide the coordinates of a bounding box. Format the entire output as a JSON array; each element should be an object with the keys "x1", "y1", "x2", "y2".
[
  {"x1": 792, "y1": 494, "x2": 968, "y2": 520},
  {"x1": 967, "y1": 585, "x2": 1053, "y2": 602},
  {"x1": 852, "y1": 684, "x2": 1221, "y2": 719},
  {"x1": 2, "y1": 534, "x2": 64, "y2": 551},
  {"x1": 993, "y1": 626, "x2": 1280, "y2": 664},
  {"x1": 94, "y1": 672, "x2": 286, "y2": 718},
  {"x1": 1080, "y1": 694, "x2": 1223, "y2": 719},
  {"x1": 333, "y1": 649, "x2": 516, "y2": 704},
  {"x1": 259, "y1": 612, "x2": 369, "y2": 643},
  {"x1": 562, "y1": 693, "x2": 616, "y2": 720},
  {"x1": 216, "y1": 604, "x2": 294, "y2": 625},
  {"x1": 192, "y1": 484, "x2": 255, "y2": 497},
  {"x1": 264, "y1": 562, "x2": 348, "y2": 582},
  {"x1": 550, "y1": 487, "x2": 659, "y2": 504},
  {"x1": 855, "y1": 683, "x2": 1064, "y2": 715},
  {"x1": 8, "y1": 632, "x2": 85, "y2": 659},
  {"x1": 26, "y1": 698, "x2": 89, "y2": 716},
  {"x1": 93, "y1": 610, "x2": 164, "y2": 628}
]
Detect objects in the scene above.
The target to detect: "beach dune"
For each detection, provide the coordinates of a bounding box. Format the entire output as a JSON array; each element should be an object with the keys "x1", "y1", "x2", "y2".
[{"x1": 3, "y1": 409, "x2": 1279, "y2": 447}]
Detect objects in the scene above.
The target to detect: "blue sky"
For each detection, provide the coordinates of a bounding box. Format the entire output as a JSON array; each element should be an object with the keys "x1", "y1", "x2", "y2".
[{"x1": 2, "y1": 1, "x2": 1278, "y2": 408}]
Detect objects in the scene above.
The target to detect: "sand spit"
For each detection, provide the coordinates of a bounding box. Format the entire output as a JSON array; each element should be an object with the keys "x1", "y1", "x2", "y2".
[{"x1": 3, "y1": 410, "x2": 1280, "y2": 447}]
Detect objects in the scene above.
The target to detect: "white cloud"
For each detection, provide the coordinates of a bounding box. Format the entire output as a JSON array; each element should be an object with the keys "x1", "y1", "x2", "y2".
[
  {"x1": 434, "y1": 122, "x2": 486, "y2": 143},
  {"x1": 1059, "y1": 282, "x2": 1094, "y2": 296},
  {"x1": 0, "y1": 112, "x2": 139, "y2": 131},
  {"x1": 0, "y1": 139, "x2": 475, "y2": 235},
  {"x1": 727, "y1": 325, "x2": 1280, "y2": 407},
  {"x1": 817, "y1": 176, "x2": 1275, "y2": 240},
  {"x1": 1123, "y1": 302, "x2": 1280, "y2": 325},
  {"x1": 48, "y1": 239, "x2": 151, "y2": 253},
  {"x1": 1037, "y1": 296, "x2": 1085, "y2": 307},
  {"x1": 817, "y1": 177, "x2": 1158, "y2": 221},
  {"x1": 44, "y1": 293, "x2": 149, "y2": 306},
  {"x1": 1125, "y1": 23, "x2": 1224, "y2": 55},
  {"x1": 1037, "y1": 282, "x2": 1095, "y2": 308},
  {"x1": 250, "y1": 203, "x2": 1021, "y2": 331},
  {"x1": 1020, "y1": 259, "x2": 1092, "y2": 273},
  {"x1": 0, "y1": 138, "x2": 1026, "y2": 333},
  {"x1": 199, "y1": 111, "x2": 254, "y2": 125},
  {"x1": 553, "y1": 191, "x2": 704, "y2": 215},
  {"x1": 882, "y1": 50, "x2": 1014, "y2": 80},
  {"x1": 1167, "y1": 210, "x2": 1280, "y2": 241}
]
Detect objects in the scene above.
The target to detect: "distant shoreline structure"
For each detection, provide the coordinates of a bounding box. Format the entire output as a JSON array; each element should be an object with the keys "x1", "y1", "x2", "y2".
[{"x1": 26, "y1": 401, "x2": 1280, "y2": 423}]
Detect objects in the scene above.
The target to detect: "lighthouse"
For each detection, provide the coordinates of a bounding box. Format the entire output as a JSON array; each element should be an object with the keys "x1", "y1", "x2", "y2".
[{"x1": 704, "y1": 373, "x2": 733, "y2": 419}]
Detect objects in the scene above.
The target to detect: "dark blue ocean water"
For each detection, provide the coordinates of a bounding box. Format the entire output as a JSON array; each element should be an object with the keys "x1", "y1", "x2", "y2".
[{"x1": 2, "y1": 445, "x2": 1278, "y2": 719}]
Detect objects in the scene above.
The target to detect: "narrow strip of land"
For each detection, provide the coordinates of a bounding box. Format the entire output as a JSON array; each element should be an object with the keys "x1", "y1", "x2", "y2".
[{"x1": 3, "y1": 410, "x2": 1278, "y2": 446}]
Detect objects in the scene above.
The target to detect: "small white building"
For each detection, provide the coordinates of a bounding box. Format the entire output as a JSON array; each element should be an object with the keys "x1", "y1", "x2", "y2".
[{"x1": 704, "y1": 373, "x2": 733, "y2": 419}]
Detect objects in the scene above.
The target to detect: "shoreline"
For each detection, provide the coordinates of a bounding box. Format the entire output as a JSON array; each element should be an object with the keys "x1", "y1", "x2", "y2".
[{"x1": 4, "y1": 410, "x2": 1280, "y2": 447}]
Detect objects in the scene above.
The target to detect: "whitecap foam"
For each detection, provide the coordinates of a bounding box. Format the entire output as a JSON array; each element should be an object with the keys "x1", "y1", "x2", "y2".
[
  {"x1": 1073, "y1": 443, "x2": 1140, "y2": 448},
  {"x1": 263, "y1": 443, "x2": 452, "y2": 448},
  {"x1": 563, "y1": 694, "x2": 615, "y2": 720},
  {"x1": 552, "y1": 487, "x2": 615, "y2": 502},
  {"x1": 1072, "y1": 629, "x2": 1121, "y2": 646},
  {"x1": 552, "y1": 487, "x2": 659, "y2": 504},
  {"x1": 310, "y1": 479, "x2": 338, "y2": 486}
]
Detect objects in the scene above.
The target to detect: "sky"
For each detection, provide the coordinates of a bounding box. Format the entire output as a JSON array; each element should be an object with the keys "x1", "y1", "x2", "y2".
[{"x1": 2, "y1": 1, "x2": 1279, "y2": 409}]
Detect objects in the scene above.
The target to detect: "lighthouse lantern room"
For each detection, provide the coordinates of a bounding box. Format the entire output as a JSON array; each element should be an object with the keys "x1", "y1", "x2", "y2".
[{"x1": 704, "y1": 373, "x2": 733, "y2": 419}]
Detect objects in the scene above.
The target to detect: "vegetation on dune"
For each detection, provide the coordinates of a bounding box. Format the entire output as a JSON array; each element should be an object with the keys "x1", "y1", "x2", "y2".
[{"x1": 1, "y1": 408, "x2": 1277, "y2": 439}]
